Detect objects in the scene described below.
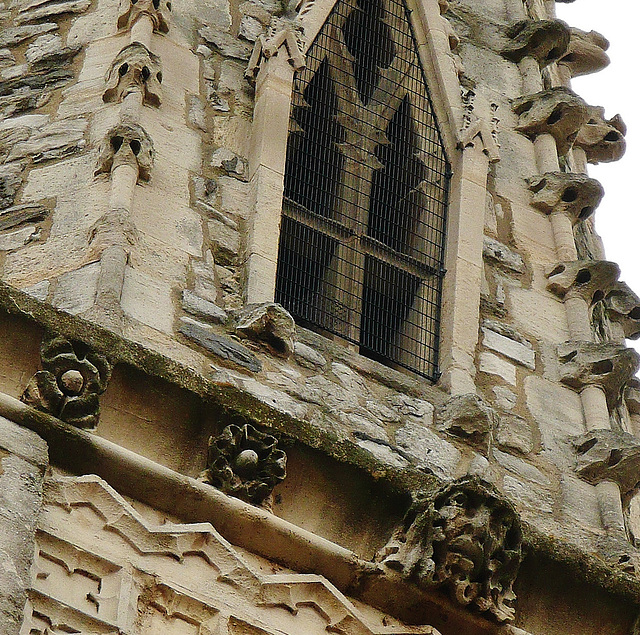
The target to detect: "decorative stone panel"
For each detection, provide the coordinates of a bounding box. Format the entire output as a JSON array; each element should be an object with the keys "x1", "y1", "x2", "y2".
[
  {"x1": 558, "y1": 341, "x2": 639, "y2": 408},
  {"x1": 95, "y1": 123, "x2": 154, "y2": 182},
  {"x1": 528, "y1": 172, "x2": 604, "y2": 223},
  {"x1": 574, "y1": 429, "x2": 640, "y2": 497},
  {"x1": 547, "y1": 260, "x2": 620, "y2": 305},
  {"x1": 199, "y1": 423, "x2": 286, "y2": 506},
  {"x1": 558, "y1": 28, "x2": 610, "y2": 78},
  {"x1": 513, "y1": 87, "x2": 588, "y2": 154},
  {"x1": 21, "y1": 334, "x2": 112, "y2": 429},
  {"x1": 605, "y1": 282, "x2": 640, "y2": 340},
  {"x1": 383, "y1": 478, "x2": 522, "y2": 623},
  {"x1": 575, "y1": 106, "x2": 626, "y2": 163},
  {"x1": 501, "y1": 19, "x2": 570, "y2": 67},
  {"x1": 103, "y1": 42, "x2": 163, "y2": 107}
]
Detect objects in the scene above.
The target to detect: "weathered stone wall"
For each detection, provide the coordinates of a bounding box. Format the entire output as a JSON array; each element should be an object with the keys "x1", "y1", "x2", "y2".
[{"x1": 0, "y1": 0, "x2": 640, "y2": 631}]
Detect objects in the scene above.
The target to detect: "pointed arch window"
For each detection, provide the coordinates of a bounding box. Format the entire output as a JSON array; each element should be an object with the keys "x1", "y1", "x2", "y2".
[{"x1": 275, "y1": 0, "x2": 450, "y2": 379}]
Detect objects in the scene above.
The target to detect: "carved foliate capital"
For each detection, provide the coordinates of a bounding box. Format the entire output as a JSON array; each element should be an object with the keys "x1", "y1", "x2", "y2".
[
  {"x1": 605, "y1": 282, "x2": 640, "y2": 340},
  {"x1": 383, "y1": 478, "x2": 522, "y2": 623},
  {"x1": 199, "y1": 424, "x2": 286, "y2": 506},
  {"x1": 95, "y1": 124, "x2": 154, "y2": 181},
  {"x1": 21, "y1": 334, "x2": 112, "y2": 429},
  {"x1": 502, "y1": 19, "x2": 570, "y2": 67},
  {"x1": 558, "y1": 28, "x2": 609, "y2": 78},
  {"x1": 103, "y1": 43, "x2": 163, "y2": 107},
  {"x1": 245, "y1": 14, "x2": 305, "y2": 80},
  {"x1": 575, "y1": 106, "x2": 626, "y2": 164},
  {"x1": 574, "y1": 429, "x2": 640, "y2": 497},
  {"x1": 513, "y1": 87, "x2": 588, "y2": 154},
  {"x1": 117, "y1": 0, "x2": 170, "y2": 33},
  {"x1": 558, "y1": 341, "x2": 639, "y2": 408},
  {"x1": 546, "y1": 260, "x2": 619, "y2": 304},
  {"x1": 528, "y1": 172, "x2": 603, "y2": 223}
]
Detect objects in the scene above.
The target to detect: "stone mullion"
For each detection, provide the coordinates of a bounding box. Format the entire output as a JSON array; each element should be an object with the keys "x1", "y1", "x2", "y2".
[{"x1": 319, "y1": 31, "x2": 378, "y2": 344}]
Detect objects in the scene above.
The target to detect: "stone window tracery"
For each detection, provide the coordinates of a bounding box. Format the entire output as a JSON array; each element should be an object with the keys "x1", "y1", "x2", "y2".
[{"x1": 274, "y1": 0, "x2": 450, "y2": 379}]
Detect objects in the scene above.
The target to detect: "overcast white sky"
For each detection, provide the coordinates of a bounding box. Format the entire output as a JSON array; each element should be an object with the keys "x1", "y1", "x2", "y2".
[{"x1": 555, "y1": 1, "x2": 640, "y2": 355}]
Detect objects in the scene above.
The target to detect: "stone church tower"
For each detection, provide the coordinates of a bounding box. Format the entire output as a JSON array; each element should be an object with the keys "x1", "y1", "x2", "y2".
[{"x1": 1, "y1": 0, "x2": 640, "y2": 631}]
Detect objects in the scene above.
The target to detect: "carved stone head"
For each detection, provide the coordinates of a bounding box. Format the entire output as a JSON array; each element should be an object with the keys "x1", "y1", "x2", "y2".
[
  {"x1": 528, "y1": 172, "x2": 603, "y2": 223},
  {"x1": 513, "y1": 87, "x2": 588, "y2": 154},
  {"x1": 103, "y1": 42, "x2": 163, "y2": 107},
  {"x1": 558, "y1": 28, "x2": 609, "y2": 78},
  {"x1": 95, "y1": 124, "x2": 154, "y2": 182},
  {"x1": 117, "y1": 0, "x2": 171, "y2": 34},
  {"x1": 606, "y1": 282, "x2": 640, "y2": 340},
  {"x1": 392, "y1": 478, "x2": 523, "y2": 623},
  {"x1": 546, "y1": 260, "x2": 620, "y2": 304},
  {"x1": 502, "y1": 19, "x2": 570, "y2": 67},
  {"x1": 575, "y1": 106, "x2": 626, "y2": 163}
]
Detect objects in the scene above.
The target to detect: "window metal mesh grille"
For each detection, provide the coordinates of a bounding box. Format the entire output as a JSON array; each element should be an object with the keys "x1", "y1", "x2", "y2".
[{"x1": 275, "y1": 0, "x2": 450, "y2": 379}]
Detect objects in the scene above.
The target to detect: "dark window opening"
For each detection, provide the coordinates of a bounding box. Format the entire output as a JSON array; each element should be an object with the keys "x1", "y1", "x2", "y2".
[{"x1": 275, "y1": 0, "x2": 450, "y2": 380}]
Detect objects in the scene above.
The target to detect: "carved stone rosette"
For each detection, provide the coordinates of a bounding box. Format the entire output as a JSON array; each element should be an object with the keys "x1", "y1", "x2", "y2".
[
  {"x1": 21, "y1": 335, "x2": 112, "y2": 429},
  {"x1": 384, "y1": 478, "x2": 522, "y2": 623},
  {"x1": 501, "y1": 19, "x2": 570, "y2": 67},
  {"x1": 103, "y1": 42, "x2": 163, "y2": 107},
  {"x1": 200, "y1": 423, "x2": 286, "y2": 505}
]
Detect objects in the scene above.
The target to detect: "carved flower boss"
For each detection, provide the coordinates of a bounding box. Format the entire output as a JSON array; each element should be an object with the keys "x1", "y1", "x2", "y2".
[
  {"x1": 200, "y1": 423, "x2": 286, "y2": 505},
  {"x1": 22, "y1": 335, "x2": 112, "y2": 429}
]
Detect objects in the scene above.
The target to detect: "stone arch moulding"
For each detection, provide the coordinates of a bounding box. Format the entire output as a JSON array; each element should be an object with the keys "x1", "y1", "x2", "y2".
[{"x1": 244, "y1": 0, "x2": 465, "y2": 383}]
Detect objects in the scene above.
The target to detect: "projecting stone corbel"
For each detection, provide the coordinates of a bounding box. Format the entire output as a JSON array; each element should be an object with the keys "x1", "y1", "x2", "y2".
[
  {"x1": 557, "y1": 28, "x2": 610, "y2": 78},
  {"x1": 501, "y1": 19, "x2": 570, "y2": 67},
  {"x1": 575, "y1": 106, "x2": 626, "y2": 164},
  {"x1": 528, "y1": 172, "x2": 603, "y2": 223},
  {"x1": 21, "y1": 334, "x2": 112, "y2": 429},
  {"x1": 512, "y1": 87, "x2": 588, "y2": 154},
  {"x1": 380, "y1": 478, "x2": 522, "y2": 623},
  {"x1": 95, "y1": 123, "x2": 154, "y2": 182},
  {"x1": 557, "y1": 341, "x2": 639, "y2": 409},
  {"x1": 103, "y1": 42, "x2": 163, "y2": 107},
  {"x1": 234, "y1": 302, "x2": 296, "y2": 358},
  {"x1": 199, "y1": 423, "x2": 287, "y2": 506},
  {"x1": 245, "y1": 12, "x2": 305, "y2": 80},
  {"x1": 546, "y1": 260, "x2": 619, "y2": 305},
  {"x1": 573, "y1": 429, "x2": 640, "y2": 498},
  {"x1": 605, "y1": 282, "x2": 640, "y2": 340},
  {"x1": 117, "y1": 0, "x2": 170, "y2": 34}
]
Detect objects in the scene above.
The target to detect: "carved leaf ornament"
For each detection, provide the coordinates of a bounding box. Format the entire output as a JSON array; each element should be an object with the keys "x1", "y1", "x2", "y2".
[
  {"x1": 391, "y1": 478, "x2": 523, "y2": 623},
  {"x1": 22, "y1": 334, "x2": 112, "y2": 429},
  {"x1": 200, "y1": 423, "x2": 286, "y2": 505}
]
